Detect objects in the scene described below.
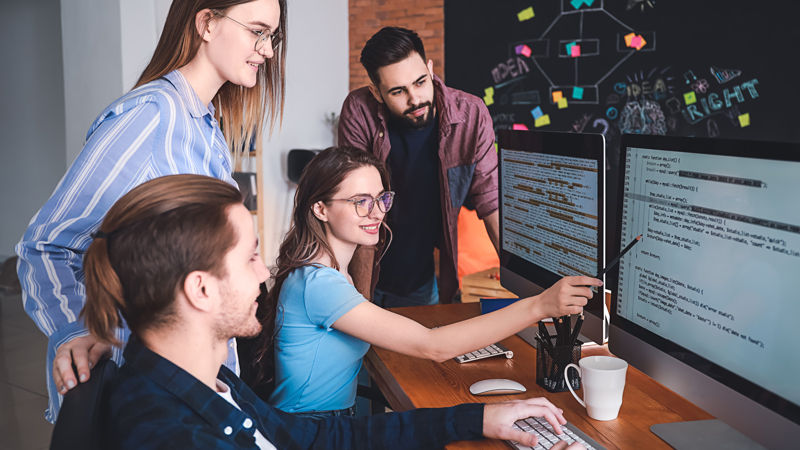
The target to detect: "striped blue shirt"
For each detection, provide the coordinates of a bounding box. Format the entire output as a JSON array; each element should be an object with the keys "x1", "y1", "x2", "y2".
[{"x1": 15, "y1": 70, "x2": 241, "y2": 423}]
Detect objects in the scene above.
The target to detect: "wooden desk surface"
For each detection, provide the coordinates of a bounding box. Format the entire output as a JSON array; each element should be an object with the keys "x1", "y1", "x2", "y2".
[{"x1": 363, "y1": 303, "x2": 714, "y2": 450}]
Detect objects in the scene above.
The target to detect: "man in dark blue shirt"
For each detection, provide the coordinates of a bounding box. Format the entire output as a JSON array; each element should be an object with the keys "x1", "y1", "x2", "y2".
[{"x1": 78, "y1": 175, "x2": 580, "y2": 450}]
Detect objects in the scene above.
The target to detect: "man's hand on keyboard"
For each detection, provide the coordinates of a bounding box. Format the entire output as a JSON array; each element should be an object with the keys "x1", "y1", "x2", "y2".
[{"x1": 483, "y1": 397, "x2": 584, "y2": 448}]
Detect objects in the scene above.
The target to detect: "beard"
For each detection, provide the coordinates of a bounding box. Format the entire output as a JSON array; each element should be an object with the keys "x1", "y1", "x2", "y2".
[
  {"x1": 386, "y1": 93, "x2": 437, "y2": 130},
  {"x1": 213, "y1": 283, "x2": 262, "y2": 341}
]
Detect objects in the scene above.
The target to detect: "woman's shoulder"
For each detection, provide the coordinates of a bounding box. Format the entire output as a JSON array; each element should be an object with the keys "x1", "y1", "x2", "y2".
[
  {"x1": 289, "y1": 264, "x2": 347, "y2": 286},
  {"x1": 85, "y1": 77, "x2": 183, "y2": 140}
]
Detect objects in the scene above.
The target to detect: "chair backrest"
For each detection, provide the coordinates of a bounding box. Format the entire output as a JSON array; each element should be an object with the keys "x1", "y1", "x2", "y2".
[{"x1": 50, "y1": 358, "x2": 118, "y2": 450}]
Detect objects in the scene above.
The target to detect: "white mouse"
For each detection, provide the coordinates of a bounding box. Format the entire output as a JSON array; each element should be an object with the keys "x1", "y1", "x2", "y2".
[{"x1": 469, "y1": 379, "x2": 527, "y2": 396}]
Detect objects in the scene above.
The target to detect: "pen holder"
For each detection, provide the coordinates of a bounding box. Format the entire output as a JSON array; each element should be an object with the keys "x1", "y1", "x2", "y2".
[{"x1": 536, "y1": 337, "x2": 582, "y2": 393}]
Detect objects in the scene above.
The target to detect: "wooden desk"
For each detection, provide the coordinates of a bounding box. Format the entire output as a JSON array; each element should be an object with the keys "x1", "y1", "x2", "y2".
[{"x1": 363, "y1": 303, "x2": 714, "y2": 450}]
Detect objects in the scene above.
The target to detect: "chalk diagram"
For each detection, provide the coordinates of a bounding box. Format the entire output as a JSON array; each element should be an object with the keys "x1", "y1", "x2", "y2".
[{"x1": 491, "y1": 0, "x2": 655, "y2": 107}]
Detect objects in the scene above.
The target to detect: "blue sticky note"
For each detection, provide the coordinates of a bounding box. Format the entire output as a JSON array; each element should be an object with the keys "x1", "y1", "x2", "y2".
[
  {"x1": 570, "y1": 0, "x2": 584, "y2": 9},
  {"x1": 573, "y1": 86, "x2": 584, "y2": 100},
  {"x1": 531, "y1": 106, "x2": 543, "y2": 119}
]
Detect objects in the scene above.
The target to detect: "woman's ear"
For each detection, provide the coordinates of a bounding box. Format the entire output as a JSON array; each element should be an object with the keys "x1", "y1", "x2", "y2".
[
  {"x1": 312, "y1": 201, "x2": 329, "y2": 222},
  {"x1": 195, "y1": 8, "x2": 215, "y2": 41}
]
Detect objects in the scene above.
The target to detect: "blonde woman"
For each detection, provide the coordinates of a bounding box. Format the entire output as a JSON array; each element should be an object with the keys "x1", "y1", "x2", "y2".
[{"x1": 15, "y1": 0, "x2": 286, "y2": 422}]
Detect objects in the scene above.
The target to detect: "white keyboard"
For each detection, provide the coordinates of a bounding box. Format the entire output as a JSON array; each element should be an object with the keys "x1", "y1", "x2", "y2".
[
  {"x1": 454, "y1": 343, "x2": 513, "y2": 363},
  {"x1": 506, "y1": 416, "x2": 606, "y2": 450}
]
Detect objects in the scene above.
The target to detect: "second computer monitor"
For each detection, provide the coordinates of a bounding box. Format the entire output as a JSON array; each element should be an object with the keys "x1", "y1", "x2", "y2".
[{"x1": 497, "y1": 130, "x2": 606, "y2": 344}]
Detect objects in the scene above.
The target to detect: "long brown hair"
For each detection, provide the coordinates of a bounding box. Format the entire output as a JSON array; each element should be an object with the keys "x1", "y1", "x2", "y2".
[
  {"x1": 133, "y1": 0, "x2": 288, "y2": 167},
  {"x1": 81, "y1": 175, "x2": 243, "y2": 346},
  {"x1": 253, "y1": 147, "x2": 391, "y2": 382}
]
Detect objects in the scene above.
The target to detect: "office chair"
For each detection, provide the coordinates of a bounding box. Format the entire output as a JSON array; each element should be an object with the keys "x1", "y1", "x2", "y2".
[{"x1": 50, "y1": 358, "x2": 118, "y2": 450}]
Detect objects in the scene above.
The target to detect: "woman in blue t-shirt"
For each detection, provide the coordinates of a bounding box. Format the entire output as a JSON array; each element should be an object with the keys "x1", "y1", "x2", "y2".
[{"x1": 260, "y1": 147, "x2": 602, "y2": 418}]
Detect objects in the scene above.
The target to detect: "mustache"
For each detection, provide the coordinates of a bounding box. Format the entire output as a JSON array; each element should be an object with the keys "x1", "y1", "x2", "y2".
[{"x1": 403, "y1": 102, "x2": 432, "y2": 115}]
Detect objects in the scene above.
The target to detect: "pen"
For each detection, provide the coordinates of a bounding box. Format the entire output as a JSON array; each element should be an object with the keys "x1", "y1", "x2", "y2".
[{"x1": 596, "y1": 235, "x2": 642, "y2": 279}]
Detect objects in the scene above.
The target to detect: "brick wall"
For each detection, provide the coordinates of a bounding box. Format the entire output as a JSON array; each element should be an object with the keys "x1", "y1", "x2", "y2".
[{"x1": 348, "y1": 0, "x2": 444, "y2": 91}]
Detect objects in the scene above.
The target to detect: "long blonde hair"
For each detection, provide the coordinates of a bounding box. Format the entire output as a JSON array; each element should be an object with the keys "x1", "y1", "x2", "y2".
[{"x1": 134, "y1": 0, "x2": 287, "y2": 167}]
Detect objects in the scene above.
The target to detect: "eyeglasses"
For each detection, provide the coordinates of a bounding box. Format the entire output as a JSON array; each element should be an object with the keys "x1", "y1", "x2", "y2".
[
  {"x1": 212, "y1": 10, "x2": 282, "y2": 52},
  {"x1": 330, "y1": 192, "x2": 395, "y2": 217}
]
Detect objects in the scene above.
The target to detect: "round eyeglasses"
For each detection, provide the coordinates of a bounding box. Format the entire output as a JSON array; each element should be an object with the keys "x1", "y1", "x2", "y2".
[
  {"x1": 330, "y1": 192, "x2": 395, "y2": 217},
  {"x1": 212, "y1": 10, "x2": 282, "y2": 52}
]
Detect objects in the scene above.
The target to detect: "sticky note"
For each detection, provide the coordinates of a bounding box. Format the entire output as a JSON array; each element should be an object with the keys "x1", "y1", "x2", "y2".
[
  {"x1": 513, "y1": 123, "x2": 529, "y2": 131},
  {"x1": 520, "y1": 45, "x2": 532, "y2": 57},
  {"x1": 517, "y1": 7, "x2": 534, "y2": 21},
  {"x1": 571, "y1": 45, "x2": 581, "y2": 57},
  {"x1": 684, "y1": 91, "x2": 697, "y2": 105},
  {"x1": 585, "y1": 0, "x2": 596, "y2": 5},
  {"x1": 531, "y1": 106, "x2": 543, "y2": 119},
  {"x1": 494, "y1": 143, "x2": 498, "y2": 152},
  {"x1": 624, "y1": 33, "x2": 636, "y2": 47},
  {"x1": 630, "y1": 35, "x2": 642, "y2": 49},
  {"x1": 634, "y1": 36, "x2": 646, "y2": 50},
  {"x1": 566, "y1": 42, "x2": 576, "y2": 55},
  {"x1": 573, "y1": 87, "x2": 584, "y2": 100},
  {"x1": 738, "y1": 113, "x2": 750, "y2": 128},
  {"x1": 534, "y1": 114, "x2": 551, "y2": 127},
  {"x1": 483, "y1": 96, "x2": 494, "y2": 106},
  {"x1": 570, "y1": 0, "x2": 584, "y2": 9},
  {"x1": 558, "y1": 98, "x2": 568, "y2": 109},
  {"x1": 515, "y1": 45, "x2": 525, "y2": 55},
  {"x1": 485, "y1": 87, "x2": 494, "y2": 97},
  {"x1": 552, "y1": 91, "x2": 563, "y2": 103}
]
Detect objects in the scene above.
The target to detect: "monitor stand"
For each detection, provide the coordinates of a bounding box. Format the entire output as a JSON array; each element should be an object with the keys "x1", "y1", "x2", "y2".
[{"x1": 650, "y1": 420, "x2": 767, "y2": 450}]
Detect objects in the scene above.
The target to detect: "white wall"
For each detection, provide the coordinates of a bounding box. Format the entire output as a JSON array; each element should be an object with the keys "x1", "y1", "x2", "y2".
[
  {"x1": 0, "y1": 0, "x2": 68, "y2": 257},
  {"x1": 260, "y1": 0, "x2": 350, "y2": 263}
]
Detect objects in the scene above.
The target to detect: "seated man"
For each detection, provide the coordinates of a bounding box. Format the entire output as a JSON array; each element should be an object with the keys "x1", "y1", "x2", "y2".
[{"x1": 80, "y1": 174, "x2": 583, "y2": 449}]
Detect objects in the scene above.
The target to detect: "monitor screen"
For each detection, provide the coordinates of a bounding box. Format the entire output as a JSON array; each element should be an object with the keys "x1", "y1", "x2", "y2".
[
  {"x1": 610, "y1": 135, "x2": 800, "y2": 445},
  {"x1": 498, "y1": 130, "x2": 605, "y2": 343}
]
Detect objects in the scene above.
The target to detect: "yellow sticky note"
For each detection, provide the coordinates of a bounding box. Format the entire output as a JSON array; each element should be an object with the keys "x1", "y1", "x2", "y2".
[
  {"x1": 684, "y1": 92, "x2": 697, "y2": 105},
  {"x1": 558, "y1": 98, "x2": 568, "y2": 109},
  {"x1": 517, "y1": 7, "x2": 535, "y2": 21},
  {"x1": 534, "y1": 114, "x2": 551, "y2": 127},
  {"x1": 738, "y1": 113, "x2": 750, "y2": 128},
  {"x1": 552, "y1": 91, "x2": 563, "y2": 102},
  {"x1": 483, "y1": 96, "x2": 494, "y2": 106},
  {"x1": 485, "y1": 87, "x2": 494, "y2": 97},
  {"x1": 494, "y1": 143, "x2": 499, "y2": 153},
  {"x1": 624, "y1": 33, "x2": 635, "y2": 47}
]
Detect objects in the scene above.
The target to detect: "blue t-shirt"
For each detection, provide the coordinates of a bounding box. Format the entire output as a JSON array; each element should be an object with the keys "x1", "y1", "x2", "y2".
[{"x1": 268, "y1": 265, "x2": 369, "y2": 412}]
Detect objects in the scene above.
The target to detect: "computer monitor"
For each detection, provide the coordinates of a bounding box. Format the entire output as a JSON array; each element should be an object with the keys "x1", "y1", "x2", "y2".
[
  {"x1": 609, "y1": 134, "x2": 800, "y2": 449},
  {"x1": 497, "y1": 130, "x2": 606, "y2": 345}
]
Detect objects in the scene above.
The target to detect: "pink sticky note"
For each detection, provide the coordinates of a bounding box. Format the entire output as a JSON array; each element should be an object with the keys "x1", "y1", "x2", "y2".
[
  {"x1": 571, "y1": 45, "x2": 581, "y2": 57},
  {"x1": 634, "y1": 36, "x2": 647, "y2": 50},
  {"x1": 624, "y1": 33, "x2": 635, "y2": 47},
  {"x1": 512, "y1": 124, "x2": 529, "y2": 131},
  {"x1": 631, "y1": 36, "x2": 642, "y2": 49},
  {"x1": 521, "y1": 45, "x2": 532, "y2": 57}
]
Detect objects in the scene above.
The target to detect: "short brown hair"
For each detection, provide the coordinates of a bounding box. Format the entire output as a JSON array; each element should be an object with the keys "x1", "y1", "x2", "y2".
[{"x1": 82, "y1": 175, "x2": 243, "y2": 346}]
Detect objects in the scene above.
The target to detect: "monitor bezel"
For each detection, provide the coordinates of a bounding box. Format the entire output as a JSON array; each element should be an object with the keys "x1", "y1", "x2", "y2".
[
  {"x1": 610, "y1": 133, "x2": 800, "y2": 426},
  {"x1": 497, "y1": 130, "x2": 606, "y2": 322}
]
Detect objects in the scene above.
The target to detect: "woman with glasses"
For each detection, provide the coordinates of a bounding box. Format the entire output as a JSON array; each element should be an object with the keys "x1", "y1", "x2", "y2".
[
  {"x1": 256, "y1": 147, "x2": 602, "y2": 419},
  {"x1": 15, "y1": 0, "x2": 286, "y2": 422}
]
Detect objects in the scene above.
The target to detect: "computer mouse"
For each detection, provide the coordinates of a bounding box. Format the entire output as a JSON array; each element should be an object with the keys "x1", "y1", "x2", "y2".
[{"x1": 469, "y1": 379, "x2": 527, "y2": 395}]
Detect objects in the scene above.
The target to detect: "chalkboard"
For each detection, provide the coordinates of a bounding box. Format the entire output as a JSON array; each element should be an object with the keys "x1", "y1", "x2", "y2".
[{"x1": 445, "y1": 0, "x2": 799, "y2": 259}]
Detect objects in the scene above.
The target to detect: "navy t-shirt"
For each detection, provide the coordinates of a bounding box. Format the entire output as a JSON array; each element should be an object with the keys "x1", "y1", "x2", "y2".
[{"x1": 377, "y1": 116, "x2": 442, "y2": 295}]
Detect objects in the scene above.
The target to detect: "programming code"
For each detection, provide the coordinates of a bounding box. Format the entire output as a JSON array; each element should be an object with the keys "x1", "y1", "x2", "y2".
[
  {"x1": 616, "y1": 147, "x2": 800, "y2": 407},
  {"x1": 501, "y1": 150, "x2": 600, "y2": 279}
]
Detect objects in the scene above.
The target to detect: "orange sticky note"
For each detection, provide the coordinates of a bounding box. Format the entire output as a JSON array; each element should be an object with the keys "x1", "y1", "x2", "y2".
[
  {"x1": 558, "y1": 98, "x2": 568, "y2": 109},
  {"x1": 552, "y1": 91, "x2": 563, "y2": 103},
  {"x1": 624, "y1": 33, "x2": 635, "y2": 47}
]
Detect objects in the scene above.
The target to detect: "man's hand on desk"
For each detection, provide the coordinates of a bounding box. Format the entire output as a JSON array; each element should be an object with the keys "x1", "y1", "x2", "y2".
[{"x1": 483, "y1": 398, "x2": 587, "y2": 450}]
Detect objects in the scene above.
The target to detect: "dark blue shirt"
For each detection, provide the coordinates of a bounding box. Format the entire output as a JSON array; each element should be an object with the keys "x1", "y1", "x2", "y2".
[
  {"x1": 110, "y1": 336, "x2": 485, "y2": 449},
  {"x1": 378, "y1": 116, "x2": 443, "y2": 295}
]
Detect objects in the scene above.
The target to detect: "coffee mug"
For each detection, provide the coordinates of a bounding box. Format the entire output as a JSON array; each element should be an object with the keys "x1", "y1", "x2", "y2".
[{"x1": 564, "y1": 356, "x2": 628, "y2": 421}]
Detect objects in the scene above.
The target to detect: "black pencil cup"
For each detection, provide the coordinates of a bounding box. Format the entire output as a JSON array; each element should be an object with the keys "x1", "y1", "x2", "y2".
[{"x1": 535, "y1": 337, "x2": 582, "y2": 393}]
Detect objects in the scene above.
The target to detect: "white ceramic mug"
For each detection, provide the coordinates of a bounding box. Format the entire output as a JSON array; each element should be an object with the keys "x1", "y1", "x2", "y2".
[{"x1": 565, "y1": 356, "x2": 628, "y2": 421}]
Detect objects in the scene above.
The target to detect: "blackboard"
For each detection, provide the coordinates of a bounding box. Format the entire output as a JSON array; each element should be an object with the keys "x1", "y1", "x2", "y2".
[{"x1": 445, "y1": 0, "x2": 799, "y2": 259}]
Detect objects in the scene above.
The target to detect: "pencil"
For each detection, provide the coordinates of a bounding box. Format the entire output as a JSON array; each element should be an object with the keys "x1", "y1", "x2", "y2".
[{"x1": 596, "y1": 235, "x2": 642, "y2": 279}]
